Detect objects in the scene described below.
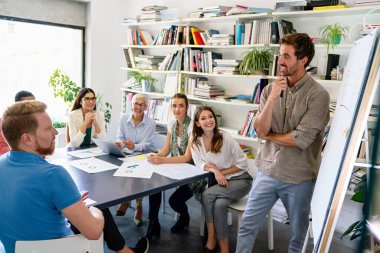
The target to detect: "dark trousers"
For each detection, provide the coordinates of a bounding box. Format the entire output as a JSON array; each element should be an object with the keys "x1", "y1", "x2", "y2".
[
  {"x1": 71, "y1": 208, "x2": 125, "y2": 251},
  {"x1": 148, "y1": 184, "x2": 193, "y2": 221}
]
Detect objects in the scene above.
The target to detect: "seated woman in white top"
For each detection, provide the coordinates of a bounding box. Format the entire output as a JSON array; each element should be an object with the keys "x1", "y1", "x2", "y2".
[
  {"x1": 190, "y1": 106, "x2": 253, "y2": 253},
  {"x1": 67, "y1": 88, "x2": 106, "y2": 148}
]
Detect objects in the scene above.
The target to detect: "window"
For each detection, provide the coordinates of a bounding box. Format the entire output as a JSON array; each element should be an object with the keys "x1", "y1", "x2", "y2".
[{"x1": 0, "y1": 17, "x2": 84, "y2": 123}]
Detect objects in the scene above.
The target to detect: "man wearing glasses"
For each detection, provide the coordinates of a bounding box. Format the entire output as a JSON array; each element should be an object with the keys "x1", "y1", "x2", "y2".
[
  {"x1": 236, "y1": 33, "x2": 330, "y2": 253},
  {"x1": 115, "y1": 93, "x2": 156, "y2": 223}
]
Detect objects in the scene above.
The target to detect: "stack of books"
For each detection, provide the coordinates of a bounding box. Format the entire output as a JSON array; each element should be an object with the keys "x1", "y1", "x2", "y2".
[
  {"x1": 200, "y1": 5, "x2": 232, "y2": 18},
  {"x1": 225, "y1": 5, "x2": 272, "y2": 16},
  {"x1": 207, "y1": 34, "x2": 234, "y2": 46},
  {"x1": 348, "y1": 168, "x2": 366, "y2": 192},
  {"x1": 193, "y1": 84, "x2": 225, "y2": 98},
  {"x1": 274, "y1": 0, "x2": 308, "y2": 11},
  {"x1": 184, "y1": 77, "x2": 207, "y2": 95},
  {"x1": 140, "y1": 5, "x2": 168, "y2": 22},
  {"x1": 134, "y1": 55, "x2": 165, "y2": 70},
  {"x1": 212, "y1": 59, "x2": 240, "y2": 75}
]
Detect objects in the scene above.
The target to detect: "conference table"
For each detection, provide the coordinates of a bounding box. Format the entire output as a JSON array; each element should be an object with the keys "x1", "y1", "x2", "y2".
[{"x1": 48, "y1": 148, "x2": 211, "y2": 209}]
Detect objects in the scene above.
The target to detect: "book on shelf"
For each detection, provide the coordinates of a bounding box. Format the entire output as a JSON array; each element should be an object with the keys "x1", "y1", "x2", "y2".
[
  {"x1": 313, "y1": 5, "x2": 347, "y2": 10},
  {"x1": 139, "y1": 30, "x2": 154, "y2": 45},
  {"x1": 127, "y1": 48, "x2": 144, "y2": 69},
  {"x1": 164, "y1": 75, "x2": 178, "y2": 96},
  {"x1": 275, "y1": 0, "x2": 308, "y2": 11},
  {"x1": 235, "y1": 23, "x2": 244, "y2": 45},
  {"x1": 141, "y1": 5, "x2": 168, "y2": 12},
  {"x1": 207, "y1": 34, "x2": 233, "y2": 46},
  {"x1": 201, "y1": 5, "x2": 231, "y2": 11},
  {"x1": 147, "y1": 98, "x2": 172, "y2": 123},
  {"x1": 250, "y1": 84, "x2": 259, "y2": 104},
  {"x1": 240, "y1": 110, "x2": 258, "y2": 137},
  {"x1": 271, "y1": 21, "x2": 280, "y2": 44},
  {"x1": 225, "y1": 5, "x2": 272, "y2": 16}
]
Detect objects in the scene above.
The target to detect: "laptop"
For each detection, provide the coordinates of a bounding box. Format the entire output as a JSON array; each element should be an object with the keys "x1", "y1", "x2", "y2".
[{"x1": 92, "y1": 138, "x2": 134, "y2": 157}]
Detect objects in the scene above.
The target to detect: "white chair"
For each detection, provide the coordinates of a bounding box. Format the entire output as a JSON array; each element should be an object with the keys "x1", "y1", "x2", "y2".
[
  {"x1": 228, "y1": 195, "x2": 274, "y2": 250},
  {"x1": 199, "y1": 195, "x2": 274, "y2": 250},
  {"x1": 15, "y1": 234, "x2": 104, "y2": 253}
]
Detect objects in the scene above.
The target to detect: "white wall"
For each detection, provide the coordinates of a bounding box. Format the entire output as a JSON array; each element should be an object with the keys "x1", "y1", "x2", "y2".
[{"x1": 0, "y1": 0, "x2": 86, "y2": 26}]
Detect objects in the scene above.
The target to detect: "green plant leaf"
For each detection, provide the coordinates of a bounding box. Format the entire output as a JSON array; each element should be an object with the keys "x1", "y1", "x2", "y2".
[
  {"x1": 341, "y1": 220, "x2": 361, "y2": 239},
  {"x1": 351, "y1": 190, "x2": 365, "y2": 203}
]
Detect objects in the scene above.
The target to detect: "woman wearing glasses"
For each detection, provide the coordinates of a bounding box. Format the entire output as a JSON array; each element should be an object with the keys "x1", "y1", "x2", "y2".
[
  {"x1": 115, "y1": 93, "x2": 156, "y2": 226},
  {"x1": 67, "y1": 88, "x2": 106, "y2": 148},
  {"x1": 67, "y1": 88, "x2": 149, "y2": 253}
]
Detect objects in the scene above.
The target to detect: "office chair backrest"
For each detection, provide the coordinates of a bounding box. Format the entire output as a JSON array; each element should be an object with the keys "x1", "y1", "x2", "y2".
[
  {"x1": 15, "y1": 234, "x2": 103, "y2": 253},
  {"x1": 152, "y1": 134, "x2": 166, "y2": 151}
]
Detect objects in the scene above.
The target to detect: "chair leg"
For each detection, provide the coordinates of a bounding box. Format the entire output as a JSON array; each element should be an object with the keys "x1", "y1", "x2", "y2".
[
  {"x1": 200, "y1": 208, "x2": 205, "y2": 237},
  {"x1": 227, "y1": 210, "x2": 233, "y2": 226},
  {"x1": 161, "y1": 191, "x2": 166, "y2": 214},
  {"x1": 268, "y1": 209, "x2": 274, "y2": 250}
]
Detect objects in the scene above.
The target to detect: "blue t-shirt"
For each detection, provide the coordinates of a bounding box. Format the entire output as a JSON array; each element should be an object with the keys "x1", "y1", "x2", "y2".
[{"x1": 0, "y1": 151, "x2": 81, "y2": 253}]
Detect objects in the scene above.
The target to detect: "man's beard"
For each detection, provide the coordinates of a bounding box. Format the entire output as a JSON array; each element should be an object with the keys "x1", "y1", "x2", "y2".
[{"x1": 36, "y1": 141, "x2": 55, "y2": 156}]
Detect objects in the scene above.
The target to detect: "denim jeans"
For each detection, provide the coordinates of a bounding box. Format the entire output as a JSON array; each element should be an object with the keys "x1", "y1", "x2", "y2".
[{"x1": 236, "y1": 171, "x2": 314, "y2": 253}]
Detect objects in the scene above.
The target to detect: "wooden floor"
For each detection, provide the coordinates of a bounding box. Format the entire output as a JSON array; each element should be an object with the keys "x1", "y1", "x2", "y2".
[{"x1": 106, "y1": 189, "x2": 362, "y2": 253}]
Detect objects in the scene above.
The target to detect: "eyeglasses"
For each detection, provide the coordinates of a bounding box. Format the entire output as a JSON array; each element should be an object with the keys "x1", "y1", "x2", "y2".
[
  {"x1": 82, "y1": 97, "x2": 96, "y2": 102},
  {"x1": 133, "y1": 102, "x2": 146, "y2": 108}
]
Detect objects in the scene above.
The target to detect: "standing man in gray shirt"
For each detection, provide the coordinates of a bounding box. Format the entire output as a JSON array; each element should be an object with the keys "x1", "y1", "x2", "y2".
[{"x1": 235, "y1": 33, "x2": 330, "y2": 253}]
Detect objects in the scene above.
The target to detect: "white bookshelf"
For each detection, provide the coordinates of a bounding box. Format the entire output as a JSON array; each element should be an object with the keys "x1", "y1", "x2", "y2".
[
  {"x1": 121, "y1": 67, "x2": 177, "y2": 75},
  {"x1": 120, "y1": 88, "x2": 172, "y2": 98},
  {"x1": 119, "y1": 5, "x2": 379, "y2": 145}
]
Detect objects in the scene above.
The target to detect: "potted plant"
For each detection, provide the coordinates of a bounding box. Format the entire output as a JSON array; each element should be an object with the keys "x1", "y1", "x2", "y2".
[
  {"x1": 319, "y1": 23, "x2": 350, "y2": 52},
  {"x1": 48, "y1": 69, "x2": 81, "y2": 109},
  {"x1": 341, "y1": 177, "x2": 366, "y2": 241},
  {"x1": 128, "y1": 70, "x2": 157, "y2": 92},
  {"x1": 239, "y1": 48, "x2": 272, "y2": 75},
  {"x1": 48, "y1": 69, "x2": 113, "y2": 129}
]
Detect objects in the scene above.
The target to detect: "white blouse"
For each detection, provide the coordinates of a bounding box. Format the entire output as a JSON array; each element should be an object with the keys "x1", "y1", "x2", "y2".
[{"x1": 190, "y1": 131, "x2": 248, "y2": 180}]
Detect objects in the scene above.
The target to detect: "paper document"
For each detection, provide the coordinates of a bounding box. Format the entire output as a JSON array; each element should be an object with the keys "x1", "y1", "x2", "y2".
[
  {"x1": 68, "y1": 147, "x2": 107, "y2": 158},
  {"x1": 113, "y1": 155, "x2": 153, "y2": 178},
  {"x1": 69, "y1": 157, "x2": 119, "y2": 173},
  {"x1": 152, "y1": 163, "x2": 207, "y2": 180},
  {"x1": 114, "y1": 161, "x2": 154, "y2": 178}
]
